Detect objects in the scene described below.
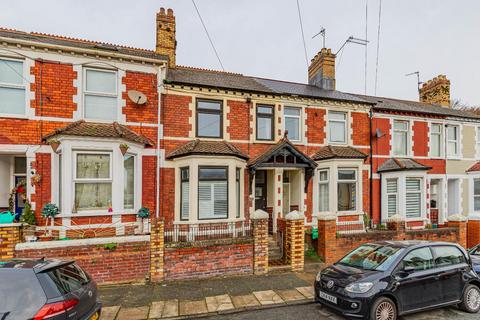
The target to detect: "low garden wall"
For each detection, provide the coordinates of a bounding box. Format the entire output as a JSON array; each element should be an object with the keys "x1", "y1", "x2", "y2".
[
  {"x1": 164, "y1": 238, "x2": 254, "y2": 280},
  {"x1": 15, "y1": 235, "x2": 150, "y2": 284}
]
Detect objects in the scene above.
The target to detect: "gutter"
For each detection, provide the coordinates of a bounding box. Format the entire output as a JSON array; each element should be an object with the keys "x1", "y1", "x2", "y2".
[{"x1": 0, "y1": 36, "x2": 168, "y2": 65}]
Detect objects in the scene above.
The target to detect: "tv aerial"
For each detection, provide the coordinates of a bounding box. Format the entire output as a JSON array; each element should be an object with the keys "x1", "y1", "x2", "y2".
[
  {"x1": 405, "y1": 71, "x2": 423, "y2": 94},
  {"x1": 127, "y1": 90, "x2": 148, "y2": 105}
]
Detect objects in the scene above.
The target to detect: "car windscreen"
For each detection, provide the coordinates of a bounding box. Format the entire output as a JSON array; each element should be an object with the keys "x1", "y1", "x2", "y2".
[
  {"x1": 45, "y1": 263, "x2": 90, "y2": 295},
  {"x1": 0, "y1": 269, "x2": 47, "y2": 319},
  {"x1": 338, "y1": 244, "x2": 404, "y2": 271}
]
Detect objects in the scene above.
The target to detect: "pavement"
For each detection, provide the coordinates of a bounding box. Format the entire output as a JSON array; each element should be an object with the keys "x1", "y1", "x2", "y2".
[{"x1": 98, "y1": 263, "x2": 319, "y2": 320}]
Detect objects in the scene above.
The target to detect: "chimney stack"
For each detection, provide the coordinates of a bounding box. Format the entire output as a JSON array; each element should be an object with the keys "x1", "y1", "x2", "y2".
[
  {"x1": 419, "y1": 75, "x2": 451, "y2": 107},
  {"x1": 156, "y1": 8, "x2": 176, "y2": 68},
  {"x1": 308, "y1": 48, "x2": 336, "y2": 90}
]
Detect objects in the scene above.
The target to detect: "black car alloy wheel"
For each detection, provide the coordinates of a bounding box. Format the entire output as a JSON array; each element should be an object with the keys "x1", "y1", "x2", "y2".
[
  {"x1": 460, "y1": 285, "x2": 480, "y2": 313},
  {"x1": 371, "y1": 297, "x2": 397, "y2": 320}
]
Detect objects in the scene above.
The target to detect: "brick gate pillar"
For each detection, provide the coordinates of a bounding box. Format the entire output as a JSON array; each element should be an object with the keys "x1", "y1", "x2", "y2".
[
  {"x1": 448, "y1": 214, "x2": 468, "y2": 248},
  {"x1": 285, "y1": 211, "x2": 305, "y2": 271},
  {"x1": 467, "y1": 217, "x2": 480, "y2": 248},
  {"x1": 317, "y1": 214, "x2": 337, "y2": 264},
  {"x1": 0, "y1": 223, "x2": 23, "y2": 259},
  {"x1": 252, "y1": 209, "x2": 269, "y2": 275},
  {"x1": 149, "y1": 219, "x2": 164, "y2": 282}
]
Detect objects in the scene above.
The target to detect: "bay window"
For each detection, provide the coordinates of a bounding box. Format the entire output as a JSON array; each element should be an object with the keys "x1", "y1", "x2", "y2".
[
  {"x1": 284, "y1": 107, "x2": 301, "y2": 141},
  {"x1": 430, "y1": 123, "x2": 442, "y2": 157},
  {"x1": 198, "y1": 167, "x2": 228, "y2": 220},
  {"x1": 84, "y1": 69, "x2": 118, "y2": 120},
  {"x1": 74, "y1": 152, "x2": 112, "y2": 211},
  {"x1": 446, "y1": 125, "x2": 459, "y2": 157},
  {"x1": 256, "y1": 104, "x2": 274, "y2": 141},
  {"x1": 386, "y1": 178, "x2": 398, "y2": 217},
  {"x1": 405, "y1": 178, "x2": 422, "y2": 218},
  {"x1": 123, "y1": 154, "x2": 135, "y2": 209},
  {"x1": 0, "y1": 58, "x2": 25, "y2": 115},
  {"x1": 328, "y1": 111, "x2": 347, "y2": 143},
  {"x1": 180, "y1": 167, "x2": 190, "y2": 220},
  {"x1": 197, "y1": 99, "x2": 223, "y2": 138},
  {"x1": 337, "y1": 169, "x2": 356, "y2": 211},
  {"x1": 393, "y1": 120, "x2": 408, "y2": 156},
  {"x1": 318, "y1": 169, "x2": 329, "y2": 212},
  {"x1": 474, "y1": 179, "x2": 480, "y2": 212}
]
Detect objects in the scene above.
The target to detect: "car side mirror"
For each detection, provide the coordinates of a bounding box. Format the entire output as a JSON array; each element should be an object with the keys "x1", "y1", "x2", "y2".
[
  {"x1": 396, "y1": 266, "x2": 415, "y2": 278},
  {"x1": 403, "y1": 266, "x2": 415, "y2": 274}
]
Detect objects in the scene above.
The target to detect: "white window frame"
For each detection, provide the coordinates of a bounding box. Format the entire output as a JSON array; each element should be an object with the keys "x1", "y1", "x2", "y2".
[
  {"x1": 386, "y1": 178, "x2": 398, "y2": 217},
  {"x1": 0, "y1": 57, "x2": 27, "y2": 117},
  {"x1": 328, "y1": 111, "x2": 348, "y2": 144},
  {"x1": 446, "y1": 125, "x2": 460, "y2": 158},
  {"x1": 337, "y1": 168, "x2": 357, "y2": 213},
  {"x1": 405, "y1": 177, "x2": 422, "y2": 219},
  {"x1": 83, "y1": 67, "x2": 118, "y2": 121},
  {"x1": 123, "y1": 153, "x2": 136, "y2": 210},
  {"x1": 283, "y1": 106, "x2": 302, "y2": 142},
  {"x1": 318, "y1": 169, "x2": 329, "y2": 213},
  {"x1": 392, "y1": 120, "x2": 409, "y2": 156},
  {"x1": 430, "y1": 123, "x2": 443, "y2": 158},
  {"x1": 476, "y1": 127, "x2": 480, "y2": 158},
  {"x1": 474, "y1": 178, "x2": 480, "y2": 213}
]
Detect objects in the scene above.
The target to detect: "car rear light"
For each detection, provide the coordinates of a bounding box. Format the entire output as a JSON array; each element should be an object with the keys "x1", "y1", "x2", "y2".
[{"x1": 33, "y1": 298, "x2": 79, "y2": 320}]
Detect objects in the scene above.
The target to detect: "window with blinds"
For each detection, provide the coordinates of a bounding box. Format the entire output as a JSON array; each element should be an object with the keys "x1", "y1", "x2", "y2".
[
  {"x1": 198, "y1": 167, "x2": 228, "y2": 219},
  {"x1": 474, "y1": 179, "x2": 480, "y2": 212},
  {"x1": 180, "y1": 167, "x2": 189, "y2": 220},
  {"x1": 386, "y1": 178, "x2": 398, "y2": 217},
  {"x1": 406, "y1": 178, "x2": 422, "y2": 218}
]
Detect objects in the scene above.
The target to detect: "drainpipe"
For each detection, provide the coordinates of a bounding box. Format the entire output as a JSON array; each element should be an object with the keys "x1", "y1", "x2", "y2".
[
  {"x1": 369, "y1": 109, "x2": 374, "y2": 228},
  {"x1": 155, "y1": 65, "x2": 166, "y2": 219}
]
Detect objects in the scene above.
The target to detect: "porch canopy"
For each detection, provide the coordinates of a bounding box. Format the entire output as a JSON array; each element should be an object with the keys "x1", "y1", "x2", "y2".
[
  {"x1": 247, "y1": 137, "x2": 317, "y2": 191},
  {"x1": 377, "y1": 158, "x2": 431, "y2": 173}
]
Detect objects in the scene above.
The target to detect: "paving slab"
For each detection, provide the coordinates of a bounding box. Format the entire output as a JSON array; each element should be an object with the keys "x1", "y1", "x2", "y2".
[
  {"x1": 148, "y1": 301, "x2": 165, "y2": 319},
  {"x1": 231, "y1": 294, "x2": 261, "y2": 309},
  {"x1": 162, "y1": 299, "x2": 179, "y2": 318},
  {"x1": 116, "y1": 306, "x2": 149, "y2": 320},
  {"x1": 252, "y1": 290, "x2": 284, "y2": 305},
  {"x1": 296, "y1": 286, "x2": 314, "y2": 299},
  {"x1": 205, "y1": 294, "x2": 235, "y2": 313},
  {"x1": 276, "y1": 289, "x2": 306, "y2": 302},
  {"x1": 179, "y1": 300, "x2": 208, "y2": 316},
  {"x1": 100, "y1": 306, "x2": 120, "y2": 320}
]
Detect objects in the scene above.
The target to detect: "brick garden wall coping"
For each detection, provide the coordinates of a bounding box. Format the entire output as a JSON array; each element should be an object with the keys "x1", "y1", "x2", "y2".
[
  {"x1": 15, "y1": 235, "x2": 149, "y2": 250},
  {"x1": 165, "y1": 237, "x2": 253, "y2": 249}
]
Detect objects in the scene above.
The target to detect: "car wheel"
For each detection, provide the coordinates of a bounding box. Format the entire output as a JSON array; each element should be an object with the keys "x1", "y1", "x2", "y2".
[
  {"x1": 370, "y1": 297, "x2": 397, "y2": 320},
  {"x1": 459, "y1": 284, "x2": 480, "y2": 313}
]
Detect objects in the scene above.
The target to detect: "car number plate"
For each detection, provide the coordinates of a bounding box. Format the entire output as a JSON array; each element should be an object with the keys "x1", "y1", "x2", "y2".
[
  {"x1": 90, "y1": 312, "x2": 99, "y2": 320},
  {"x1": 319, "y1": 291, "x2": 337, "y2": 304}
]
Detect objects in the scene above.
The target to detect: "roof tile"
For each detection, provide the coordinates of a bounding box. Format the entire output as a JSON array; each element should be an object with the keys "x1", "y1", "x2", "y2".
[
  {"x1": 166, "y1": 139, "x2": 248, "y2": 160},
  {"x1": 311, "y1": 145, "x2": 368, "y2": 161}
]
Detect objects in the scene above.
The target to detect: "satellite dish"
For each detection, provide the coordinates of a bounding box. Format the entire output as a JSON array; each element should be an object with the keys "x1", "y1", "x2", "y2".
[{"x1": 127, "y1": 90, "x2": 147, "y2": 105}]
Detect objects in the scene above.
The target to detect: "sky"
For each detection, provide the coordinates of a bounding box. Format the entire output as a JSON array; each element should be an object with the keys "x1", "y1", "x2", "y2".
[{"x1": 1, "y1": 0, "x2": 479, "y2": 105}]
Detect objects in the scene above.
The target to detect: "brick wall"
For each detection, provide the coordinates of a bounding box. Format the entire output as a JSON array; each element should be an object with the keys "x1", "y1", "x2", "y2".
[
  {"x1": 142, "y1": 156, "x2": 157, "y2": 214},
  {"x1": 351, "y1": 112, "x2": 370, "y2": 146},
  {"x1": 0, "y1": 224, "x2": 22, "y2": 259},
  {"x1": 227, "y1": 100, "x2": 250, "y2": 140},
  {"x1": 32, "y1": 153, "x2": 51, "y2": 224},
  {"x1": 162, "y1": 94, "x2": 192, "y2": 137},
  {"x1": 305, "y1": 107, "x2": 326, "y2": 144},
  {"x1": 122, "y1": 71, "x2": 158, "y2": 124},
  {"x1": 15, "y1": 237, "x2": 150, "y2": 284},
  {"x1": 412, "y1": 121, "x2": 429, "y2": 157},
  {"x1": 164, "y1": 239, "x2": 253, "y2": 280}
]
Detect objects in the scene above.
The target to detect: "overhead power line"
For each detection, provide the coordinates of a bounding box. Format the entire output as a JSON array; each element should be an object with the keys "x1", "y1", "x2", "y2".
[
  {"x1": 364, "y1": 0, "x2": 368, "y2": 94},
  {"x1": 191, "y1": 0, "x2": 225, "y2": 71},
  {"x1": 374, "y1": 0, "x2": 383, "y2": 95},
  {"x1": 296, "y1": 0, "x2": 309, "y2": 69}
]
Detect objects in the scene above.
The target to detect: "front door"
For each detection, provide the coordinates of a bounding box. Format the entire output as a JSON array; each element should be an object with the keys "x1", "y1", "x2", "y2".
[
  {"x1": 254, "y1": 170, "x2": 267, "y2": 211},
  {"x1": 14, "y1": 176, "x2": 26, "y2": 217},
  {"x1": 394, "y1": 247, "x2": 441, "y2": 312}
]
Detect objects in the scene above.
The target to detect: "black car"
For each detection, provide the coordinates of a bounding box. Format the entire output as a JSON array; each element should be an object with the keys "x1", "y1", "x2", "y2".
[
  {"x1": 314, "y1": 241, "x2": 480, "y2": 320},
  {"x1": 0, "y1": 258, "x2": 101, "y2": 320},
  {"x1": 468, "y1": 244, "x2": 480, "y2": 275}
]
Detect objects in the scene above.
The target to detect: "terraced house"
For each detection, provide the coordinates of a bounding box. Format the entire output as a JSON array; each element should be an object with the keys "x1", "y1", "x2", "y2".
[{"x1": 1, "y1": 7, "x2": 480, "y2": 281}]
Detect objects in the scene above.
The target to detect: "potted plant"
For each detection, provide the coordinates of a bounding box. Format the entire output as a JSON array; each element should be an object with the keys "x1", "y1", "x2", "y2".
[
  {"x1": 48, "y1": 139, "x2": 61, "y2": 153},
  {"x1": 40, "y1": 203, "x2": 59, "y2": 241},
  {"x1": 20, "y1": 201, "x2": 37, "y2": 242},
  {"x1": 137, "y1": 207, "x2": 150, "y2": 234},
  {"x1": 119, "y1": 143, "x2": 129, "y2": 156}
]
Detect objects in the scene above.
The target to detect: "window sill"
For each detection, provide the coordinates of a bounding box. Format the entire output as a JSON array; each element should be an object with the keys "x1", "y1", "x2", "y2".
[
  {"x1": 57, "y1": 211, "x2": 138, "y2": 218},
  {"x1": 253, "y1": 139, "x2": 276, "y2": 144},
  {"x1": 336, "y1": 211, "x2": 364, "y2": 217},
  {"x1": 174, "y1": 218, "x2": 246, "y2": 225},
  {"x1": 0, "y1": 113, "x2": 28, "y2": 119}
]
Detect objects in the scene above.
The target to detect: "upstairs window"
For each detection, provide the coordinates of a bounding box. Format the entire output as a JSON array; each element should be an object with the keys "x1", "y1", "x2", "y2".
[
  {"x1": 430, "y1": 123, "x2": 443, "y2": 157},
  {"x1": 198, "y1": 167, "x2": 228, "y2": 220},
  {"x1": 84, "y1": 69, "x2": 118, "y2": 120},
  {"x1": 392, "y1": 120, "x2": 409, "y2": 156},
  {"x1": 474, "y1": 179, "x2": 480, "y2": 212},
  {"x1": 405, "y1": 178, "x2": 421, "y2": 218},
  {"x1": 196, "y1": 99, "x2": 223, "y2": 138},
  {"x1": 337, "y1": 169, "x2": 356, "y2": 211},
  {"x1": 0, "y1": 58, "x2": 25, "y2": 115},
  {"x1": 256, "y1": 104, "x2": 274, "y2": 140},
  {"x1": 284, "y1": 107, "x2": 301, "y2": 141},
  {"x1": 386, "y1": 178, "x2": 398, "y2": 217},
  {"x1": 446, "y1": 125, "x2": 459, "y2": 157},
  {"x1": 328, "y1": 111, "x2": 347, "y2": 144}
]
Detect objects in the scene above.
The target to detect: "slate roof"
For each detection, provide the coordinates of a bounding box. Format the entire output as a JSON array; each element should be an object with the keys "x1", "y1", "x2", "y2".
[
  {"x1": 166, "y1": 139, "x2": 249, "y2": 160},
  {"x1": 0, "y1": 28, "x2": 168, "y2": 61},
  {"x1": 467, "y1": 162, "x2": 480, "y2": 172},
  {"x1": 311, "y1": 145, "x2": 368, "y2": 161},
  {"x1": 167, "y1": 67, "x2": 369, "y2": 104},
  {"x1": 356, "y1": 94, "x2": 480, "y2": 120},
  {"x1": 377, "y1": 158, "x2": 432, "y2": 173},
  {"x1": 42, "y1": 120, "x2": 153, "y2": 146}
]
